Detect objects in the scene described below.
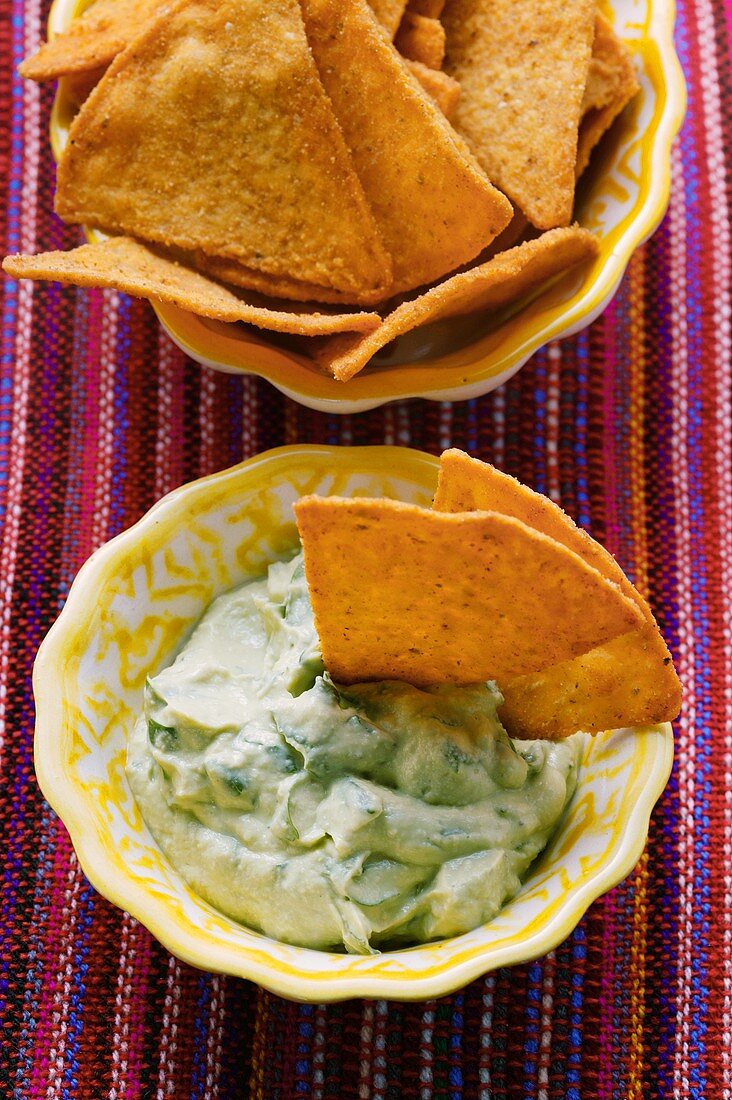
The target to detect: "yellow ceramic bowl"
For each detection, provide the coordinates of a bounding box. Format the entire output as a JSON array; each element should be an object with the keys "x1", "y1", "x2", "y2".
[
  {"x1": 48, "y1": 0, "x2": 685, "y2": 412},
  {"x1": 34, "y1": 445, "x2": 673, "y2": 1001}
]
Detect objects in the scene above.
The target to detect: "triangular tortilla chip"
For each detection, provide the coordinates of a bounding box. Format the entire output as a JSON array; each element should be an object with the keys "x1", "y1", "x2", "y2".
[
  {"x1": 435, "y1": 448, "x2": 643, "y2": 599},
  {"x1": 196, "y1": 254, "x2": 385, "y2": 308},
  {"x1": 369, "y1": 0, "x2": 410, "y2": 36},
  {"x1": 434, "y1": 449, "x2": 682, "y2": 736},
  {"x1": 19, "y1": 0, "x2": 161, "y2": 81},
  {"x1": 395, "y1": 12, "x2": 446, "y2": 69},
  {"x1": 576, "y1": 15, "x2": 640, "y2": 177},
  {"x1": 315, "y1": 227, "x2": 598, "y2": 381},
  {"x1": 294, "y1": 495, "x2": 645, "y2": 687},
  {"x1": 302, "y1": 0, "x2": 511, "y2": 297},
  {"x1": 405, "y1": 60, "x2": 461, "y2": 119},
  {"x1": 443, "y1": 0, "x2": 596, "y2": 228},
  {"x1": 499, "y1": 632, "x2": 681, "y2": 739},
  {"x1": 1, "y1": 238, "x2": 382, "y2": 336},
  {"x1": 56, "y1": 0, "x2": 392, "y2": 300}
]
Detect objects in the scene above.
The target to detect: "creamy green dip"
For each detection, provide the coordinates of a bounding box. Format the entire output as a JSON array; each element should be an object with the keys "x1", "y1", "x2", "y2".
[{"x1": 127, "y1": 552, "x2": 581, "y2": 953}]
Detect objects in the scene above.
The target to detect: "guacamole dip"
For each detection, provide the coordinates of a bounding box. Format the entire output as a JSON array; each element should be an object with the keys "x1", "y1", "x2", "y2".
[{"x1": 127, "y1": 552, "x2": 581, "y2": 953}]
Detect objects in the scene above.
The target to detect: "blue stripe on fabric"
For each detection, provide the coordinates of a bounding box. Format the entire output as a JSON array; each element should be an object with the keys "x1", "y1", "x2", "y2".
[
  {"x1": 573, "y1": 330, "x2": 591, "y2": 529},
  {"x1": 13, "y1": 806, "x2": 58, "y2": 1098},
  {"x1": 296, "y1": 1001, "x2": 315, "y2": 1093},
  {"x1": 191, "y1": 973, "x2": 212, "y2": 1100},
  {"x1": 532, "y1": 349, "x2": 548, "y2": 497},
  {"x1": 565, "y1": 929, "x2": 586, "y2": 1100},
  {"x1": 450, "y1": 992, "x2": 464, "y2": 1100},
  {"x1": 61, "y1": 880, "x2": 96, "y2": 1100},
  {"x1": 0, "y1": 0, "x2": 27, "y2": 526},
  {"x1": 674, "y1": 3, "x2": 710, "y2": 1096}
]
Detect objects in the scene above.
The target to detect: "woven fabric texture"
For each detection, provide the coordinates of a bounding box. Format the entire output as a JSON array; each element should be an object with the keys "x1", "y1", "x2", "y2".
[{"x1": 1, "y1": 0, "x2": 731, "y2": 1097}]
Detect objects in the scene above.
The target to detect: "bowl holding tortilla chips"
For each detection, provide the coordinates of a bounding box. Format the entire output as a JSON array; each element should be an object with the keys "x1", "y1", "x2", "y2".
[
  {"x1": 34, "y1": 445, "x2": 677, "y2": 999},
  {"x1": 7, "y1": 0, "x2": 684, "y2": 412}
]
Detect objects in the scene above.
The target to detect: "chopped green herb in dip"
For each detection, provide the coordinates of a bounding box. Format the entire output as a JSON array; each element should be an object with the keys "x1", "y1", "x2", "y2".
[{"x1": 127, "y1": 552, "x2": 581, "y2": 953}]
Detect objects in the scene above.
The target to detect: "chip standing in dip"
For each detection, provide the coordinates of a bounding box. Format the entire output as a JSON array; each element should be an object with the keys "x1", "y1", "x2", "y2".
[{"x1": 126, "y1": 451, "x2": 680, "y2": 954}]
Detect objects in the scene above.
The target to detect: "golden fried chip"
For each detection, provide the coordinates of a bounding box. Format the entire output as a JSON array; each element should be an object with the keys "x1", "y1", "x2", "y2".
[
  {"x1": 315, "y1": 227, "x2": 598, "y2": 381},
  {"x1": 294, "y1": 495, "x2": 645, "y2": 687},
  {"x1": 369, "y1": 0, "x2": 410, "y2": 36},
  {"x1": 478, "y1": 208, "x2": 530, "y2": 260},
  {"x1": 56, "y1": 0, "x2": 392, "y2": 300},
  {"x1": 443, "y1": 0, "x2": 596, "y2": 228},
  {"x1": 408, "y1": 0, "x2": 446, "y2": 16},
  {"x1": 196, "y1": 254, "x2": 385, "y2": 308},
  {"x1": 405, "y1": 60, "x2": 461, "y2": 119},
  {"x1": 1, "y1": 238, "x2": 382, "y2": 336},
  {"x1": 576, "y1": 14, "x2": 640, "y2": 177},
  {"x1": 435, "y1": 448, "x2": 640, "y2": 594},
  {"x1": 62, "y1": 64, "x2": 109, "y2": 109},
  {"x1": 434, "y1": 449, "x2": 682, "y2": 737},
  {"x1": 499, "y1": 632, "x2": 681, "y2": 739},
  {"x1": 19, "y1": 0, "x2": 160, "y2": 81},
  {"x1": 395, "y1": 12, "x2": 446, "y2": 69},
  {"x1": 303, "y1": 0, "x2": 511, "y2": 297}
]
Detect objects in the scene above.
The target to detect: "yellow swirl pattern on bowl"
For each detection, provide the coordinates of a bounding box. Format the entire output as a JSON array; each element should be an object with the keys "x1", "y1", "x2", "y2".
[{"x1": 34, "y1": 445, "x2": 673, "y2": 1001}]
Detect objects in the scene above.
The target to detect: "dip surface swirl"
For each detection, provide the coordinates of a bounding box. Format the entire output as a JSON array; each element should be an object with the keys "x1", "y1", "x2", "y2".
[{"x1": 127, "y1": 553, "x2": 581, "y2": 953}]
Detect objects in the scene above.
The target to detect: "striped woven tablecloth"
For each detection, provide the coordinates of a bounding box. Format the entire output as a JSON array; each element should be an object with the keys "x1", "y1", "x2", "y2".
[{"x1": 1, "y1": 0, "x2": 731, "y2": 1096}]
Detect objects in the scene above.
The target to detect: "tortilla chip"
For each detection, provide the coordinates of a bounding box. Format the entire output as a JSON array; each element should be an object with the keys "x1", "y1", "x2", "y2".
[
  {"x1": 369, "y1": 0, "x2": 410, "y2": 36},
  {"x1": 405, "y1": 60, "x2": 461, "y2": 119},
  {"x1": 19, "y1": 0, "x2": 160, "y2": 81},
  {"x1": 303, "y1": 0, "x2": 510, "y2": 298},
  {"x1": 443, "y1": 0, "x2": 596, "y2": 229},
  {"x1": 499, "y1": 630, "x2": 681, "y2": 738},
  {"x1": 62, "y1": 64, "x2": 109, "y2": 109},
  {"x1": 434, "y1": 449, "x2": 682, "y2": 736},
  {"x1": 56, "y1": 0, "x2": 392, "y2": 300},
  {"x1": 196, "y1": 254, "x2": 386, "y2": 308},
  {"x1": 395, "y1": 12, "x2": 446, "y2": 69},
  {"x1": 478, "y1": 208, "x2": 531, "y2": 260},
  {"x1": 408, "y1": 0, "x2": 446, "y2": 16},
  {"x1": 1, "y1": 238, "x2": 382, "y2": 336},
  {"x1": 294, "y1": 495, "x2": 645, "y2": 687},
  {"x1": 576, "y1": 15, "x2": 640, "y2": 177},
  {"x1": 435, "y1": 448, "x2": 642, "y2": 597},
  {"x1": 315, "y1": 227, "x2": 598, "y2": 381}
]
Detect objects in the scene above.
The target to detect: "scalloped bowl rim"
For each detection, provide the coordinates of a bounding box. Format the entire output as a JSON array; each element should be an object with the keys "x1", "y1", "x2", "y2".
[{"x1": 34, "y1": 445, "x2": 674, "y2": 1001}]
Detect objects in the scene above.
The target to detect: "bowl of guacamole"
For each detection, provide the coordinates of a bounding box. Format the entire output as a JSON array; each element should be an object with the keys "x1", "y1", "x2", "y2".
[
  {"x1": 34, "y1": 445, "x2": 673, "y2": 999},
  {"x1": 129, "y1": 550, "x2": 582, "y2": 954}
]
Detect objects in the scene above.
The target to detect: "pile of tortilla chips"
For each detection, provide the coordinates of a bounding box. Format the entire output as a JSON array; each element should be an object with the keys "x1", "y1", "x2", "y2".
[
  {"x1": 4, "y1": 0, "x2": 639, "y2": 381},
  {"x1": 295, "y1": 450, "x2": 682, "y2": 739}
]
